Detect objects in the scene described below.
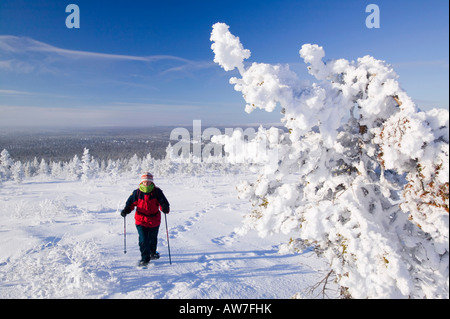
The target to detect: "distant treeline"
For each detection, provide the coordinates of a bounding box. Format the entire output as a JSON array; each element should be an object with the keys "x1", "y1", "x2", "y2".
[
  {"x1": 0, "y1": 124, "x2": 278, "y2": 163},
  {"x1": 0, "y1": 126, "x2": 175, "y2": 162}
]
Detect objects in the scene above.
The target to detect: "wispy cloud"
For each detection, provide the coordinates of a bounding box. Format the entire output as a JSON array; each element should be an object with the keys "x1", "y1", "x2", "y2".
[
  {"x1": 0, "y1": 88, "x2": 71, "y2": 99},
  {"x1": 0, "y1": 35, "x2": 213, "y2": 76},
  {"x1": 0, "y1": 35, "x2": 189, "y2": 63},
  {"x1": 0, "y1": 89, "x2": 33, "y2": 96},
  {"x1": 160, "y1": 60, "x2": 217, "y2": 75},
  {"x1": 0, "y1": 58, "x2": 35, "y2": 73}
]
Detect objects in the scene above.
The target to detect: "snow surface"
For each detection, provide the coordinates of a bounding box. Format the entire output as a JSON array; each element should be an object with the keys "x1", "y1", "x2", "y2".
[{"x1": 0, "y1": 173, "x2": 336, "y2": 299}]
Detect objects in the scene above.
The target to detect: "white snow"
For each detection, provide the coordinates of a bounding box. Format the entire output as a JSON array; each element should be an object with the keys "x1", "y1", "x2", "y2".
[
  {"x1": 210, "y1": 23, "x2": 251, "y2": 74},
  {"x1": 0, "y1": 173, "x2": 335, "y2": 299}
]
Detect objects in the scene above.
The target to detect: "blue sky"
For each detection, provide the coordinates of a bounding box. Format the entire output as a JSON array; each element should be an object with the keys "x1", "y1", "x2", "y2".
[{"x1": 0, "y1": 0, "x2": 448, "y2": 128}]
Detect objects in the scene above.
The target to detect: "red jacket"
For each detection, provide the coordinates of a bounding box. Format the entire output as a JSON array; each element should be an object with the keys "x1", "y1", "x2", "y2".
[{"x1": 125, "y1": 187, "x2": 170, "y2": 228}]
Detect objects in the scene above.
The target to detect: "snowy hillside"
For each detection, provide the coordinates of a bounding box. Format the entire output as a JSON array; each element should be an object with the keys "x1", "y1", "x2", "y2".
[{"x1": 0, "y1": 173, "x2": 335, "y2": 299}]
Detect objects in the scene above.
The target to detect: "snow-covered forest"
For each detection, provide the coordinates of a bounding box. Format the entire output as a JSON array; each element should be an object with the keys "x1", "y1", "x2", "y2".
[{"x1": 0, "y1": 146, "x2": 244, "y2": 184}]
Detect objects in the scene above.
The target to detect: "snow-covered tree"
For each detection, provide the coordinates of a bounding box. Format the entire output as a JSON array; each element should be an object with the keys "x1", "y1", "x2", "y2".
[
  {"x1": 38, "y1": 158, "x2": 50, "y2": 177},
  {"x1": 26, "y1": 157, "x2": 40, "y2": 178},
  {"x1": 210, "y1": 23, "x2": 449, "y2": 299},
  {"x1": 11, "y1": 160, "x2": 24, "y2": 183},
  {"x1": 66, "y1": 154, "x2": 81, "y2": 181},
  {"x1": 141, "y1": 153, "x2": 155, "y2": 173},
  {"x1": 160, "y1": 143, "x2": 176, "y2": 175},
  {"x1": 51, "y1": 161, "x2": 63, "y2": 178},
  {"x1": 105, "y1": 158, "x2": 121, "y2": 183},
  {"x1": 81, "y1": 148, "x2": 93, "y2": 182},
  {"x1": 127, "y1": 154, "x2": 141, "y2": 175},
  {"x1": 0, "y1": 149, "x2": 13, "y2": 181},
  {"x1": 90, "y1": 157, "x2": 100, "y2": 179}
]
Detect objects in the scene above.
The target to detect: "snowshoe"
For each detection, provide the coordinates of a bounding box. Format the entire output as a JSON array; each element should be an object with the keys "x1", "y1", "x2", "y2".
[{"x1": 138, "y1": 260, "x2": 149, "y2": 268}]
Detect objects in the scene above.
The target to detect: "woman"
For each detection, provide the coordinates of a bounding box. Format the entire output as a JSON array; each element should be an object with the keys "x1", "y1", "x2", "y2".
[{"x1": 121, "y1": 172, "x2": 170, "y2": 266}]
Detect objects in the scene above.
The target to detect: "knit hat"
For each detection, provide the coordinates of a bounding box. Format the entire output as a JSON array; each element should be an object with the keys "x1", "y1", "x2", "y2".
[{"x1": 140, "y1": 172, "x2": 154, "y2": 183}]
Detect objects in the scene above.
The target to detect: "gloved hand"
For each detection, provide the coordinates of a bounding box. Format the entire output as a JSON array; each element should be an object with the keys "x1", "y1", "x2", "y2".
[{"x1": 121, "y1": 208, "x2": 131, "y2": 217}]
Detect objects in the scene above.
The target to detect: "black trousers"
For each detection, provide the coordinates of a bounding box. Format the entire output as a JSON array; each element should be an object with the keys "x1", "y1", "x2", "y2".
[{"x1": 136, "y1": 224, "x2": 159, "y2": 262}]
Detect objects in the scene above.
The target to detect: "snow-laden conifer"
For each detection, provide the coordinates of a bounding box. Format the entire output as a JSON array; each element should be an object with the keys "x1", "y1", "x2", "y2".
[{"x1": 210, "y1": 22, "x2": 449, "y2": 299}]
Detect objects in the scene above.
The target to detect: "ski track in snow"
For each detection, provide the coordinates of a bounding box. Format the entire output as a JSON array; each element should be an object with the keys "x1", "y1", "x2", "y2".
[{"x1": 0, "y1": 174, "x2": 335, "y2": 299}]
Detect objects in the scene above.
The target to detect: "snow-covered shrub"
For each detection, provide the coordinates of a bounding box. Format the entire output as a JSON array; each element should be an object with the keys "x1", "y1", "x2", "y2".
[
  {"x1": 210, "y1": 22, "x2": 449, "y2": 299},
  {"x1": 12, "y1": 198, "x2": 68, "y2": 225},
  {"x1": 0, "y1": 234, "x2": 115, "y2": 298}
]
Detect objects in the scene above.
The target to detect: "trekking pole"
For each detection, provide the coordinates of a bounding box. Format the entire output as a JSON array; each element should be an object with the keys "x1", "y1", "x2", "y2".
[
  {"x1": 164, "y1": 213, "x2": 172, "y2": 265},
  {"x1": 123, "y1": 215, "x2": 127, "y2": 254}
]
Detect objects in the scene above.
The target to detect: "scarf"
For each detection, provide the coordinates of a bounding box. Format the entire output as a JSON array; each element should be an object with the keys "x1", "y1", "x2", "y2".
[{"x1": 139, "y1": 183, "x2": 154, "y2": 193}]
